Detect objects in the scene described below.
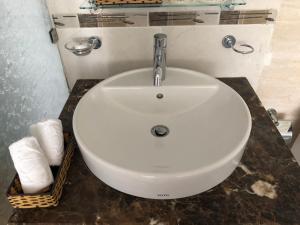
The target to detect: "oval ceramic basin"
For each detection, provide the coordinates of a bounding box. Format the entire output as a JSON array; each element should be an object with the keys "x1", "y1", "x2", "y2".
[{"x1": 73, "y1": 68, "x2": 252, "y2": 199}]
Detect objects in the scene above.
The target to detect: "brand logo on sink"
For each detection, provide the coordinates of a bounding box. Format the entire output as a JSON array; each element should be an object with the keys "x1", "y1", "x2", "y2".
[{"x1": 157, "y1": 194, "x2": 170, "y2": 197}]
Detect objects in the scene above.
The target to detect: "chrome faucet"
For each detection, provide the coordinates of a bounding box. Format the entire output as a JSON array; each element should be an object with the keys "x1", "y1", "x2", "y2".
[{"x1": 153, "y1": 33, "x2": 167, "y2": 86}]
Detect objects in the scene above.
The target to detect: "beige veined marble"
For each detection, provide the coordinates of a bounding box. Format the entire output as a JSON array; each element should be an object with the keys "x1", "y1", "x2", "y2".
[{"x1": 257, "y1": 0, "x2": 300, "y2": 138}]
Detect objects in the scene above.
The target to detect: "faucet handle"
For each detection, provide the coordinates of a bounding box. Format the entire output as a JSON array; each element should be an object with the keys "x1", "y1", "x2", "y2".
[{"x1": 154, "y1": 33, "x2": 167, "y2": 48}]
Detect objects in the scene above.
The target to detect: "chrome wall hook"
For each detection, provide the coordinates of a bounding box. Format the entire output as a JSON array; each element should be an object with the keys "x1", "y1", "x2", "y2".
[
  {"x1": 222, "y1": 35, "x2": 254, "y2": 55},
  {"x1": 65, "y1": 36, "x2": 101, "y2": 56}
]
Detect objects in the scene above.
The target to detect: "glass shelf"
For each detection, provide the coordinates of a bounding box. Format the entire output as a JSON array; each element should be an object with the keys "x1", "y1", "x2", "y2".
[{"x1": 80, "y1": 0, "x2": 246, "y2": 10}]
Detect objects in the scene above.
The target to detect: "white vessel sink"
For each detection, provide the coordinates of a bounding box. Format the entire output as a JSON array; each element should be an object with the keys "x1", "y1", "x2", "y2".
[{"x1": 73, "y1": 68, "x2": 252, "y2": 199}]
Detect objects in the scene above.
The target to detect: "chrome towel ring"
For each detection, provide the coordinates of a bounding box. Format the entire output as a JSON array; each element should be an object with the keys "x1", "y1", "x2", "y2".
[{"x1": 222, "y1": 35, "x2": 254, "y2": 55}]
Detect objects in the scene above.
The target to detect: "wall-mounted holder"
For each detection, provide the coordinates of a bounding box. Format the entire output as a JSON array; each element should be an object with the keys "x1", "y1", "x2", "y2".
[
  {"x1": 267, "y1": 108, "x2": 293, "y2": 145},
  {"x1": 222, "y1": 35, "x2": 254, "y2": 54},
  {"x1": 65, "y1": 36, "x2": 102, "y2": 56}
]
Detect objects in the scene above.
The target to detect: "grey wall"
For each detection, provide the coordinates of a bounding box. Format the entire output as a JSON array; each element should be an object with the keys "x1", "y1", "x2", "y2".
[{"x1": 0, "y1": 0, "x2": 69, "y2": 222}]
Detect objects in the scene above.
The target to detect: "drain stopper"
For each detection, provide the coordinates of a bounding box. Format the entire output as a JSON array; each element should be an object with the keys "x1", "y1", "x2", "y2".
[{"x1": 151, "y1": 125, "x2": 169, "y2": 137}]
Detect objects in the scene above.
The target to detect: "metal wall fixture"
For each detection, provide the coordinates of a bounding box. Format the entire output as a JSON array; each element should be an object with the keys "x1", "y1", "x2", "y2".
[
  {"x1": 65, "y1": 36, "x2": 102, "y2": 56},
  {"x1": 222, "y1": 35, "x2": 254, "y2": 54},
  {"x1": 267, "y1": 108, "x2": 293, "y2": 145},
  {"x1": 267, "y1": 108, "x2": 279, "y2": 126}
]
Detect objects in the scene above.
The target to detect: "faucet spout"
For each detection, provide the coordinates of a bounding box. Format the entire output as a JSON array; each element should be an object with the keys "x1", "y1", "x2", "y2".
[
  {"x1": 153, "y1": 33, "x2": 167, "y2": 86},
  {"x1": 154, "y1": 67, "x2": 162, "y2": 86},
  {"x1": 154, "y1": 73, "x2": 161, "y2": 87}
]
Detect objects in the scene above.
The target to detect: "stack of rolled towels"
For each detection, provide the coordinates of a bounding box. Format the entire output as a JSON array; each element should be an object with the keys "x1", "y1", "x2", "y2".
[{"x1": 9, "y1": 119, "x2": 64, "y2": 194}]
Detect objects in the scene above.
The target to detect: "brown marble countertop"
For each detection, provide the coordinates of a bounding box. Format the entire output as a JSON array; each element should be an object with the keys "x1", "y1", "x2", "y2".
[{"x1": 8, "y1": 78, "x2": 300, "y2": 225}]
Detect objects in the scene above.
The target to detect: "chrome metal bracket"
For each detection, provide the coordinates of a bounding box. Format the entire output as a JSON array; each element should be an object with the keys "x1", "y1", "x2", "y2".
[
  {"x1": 222, "y1": 35, "x2": 254, "y2": 55},
  {"x1": 49, "y1": 28, "x2": 58, "y2": 44}
]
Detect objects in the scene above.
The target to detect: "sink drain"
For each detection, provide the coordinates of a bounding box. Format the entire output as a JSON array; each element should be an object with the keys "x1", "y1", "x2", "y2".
[
  {"x1": 156, "y1": 93, "x2": 164, "y2": 99},
  {"x1": 151, "y1": 125, "x2": 169, "y2": 137}
]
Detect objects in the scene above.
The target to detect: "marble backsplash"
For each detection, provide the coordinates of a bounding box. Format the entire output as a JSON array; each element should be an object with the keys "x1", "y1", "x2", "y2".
[{"x1": 0, "y1": 0, "x2": 69, "y2": 223}]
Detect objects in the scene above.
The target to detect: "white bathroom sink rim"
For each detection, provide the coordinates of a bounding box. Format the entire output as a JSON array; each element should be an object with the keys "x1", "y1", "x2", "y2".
[{"x1": 73, "y1": 67, "x2": 252, "y2": 179}]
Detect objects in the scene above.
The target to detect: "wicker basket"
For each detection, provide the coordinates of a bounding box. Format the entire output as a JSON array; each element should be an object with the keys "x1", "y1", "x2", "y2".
[{"x1": 6, "y1": 134, "x2": 75, "y2": 208}]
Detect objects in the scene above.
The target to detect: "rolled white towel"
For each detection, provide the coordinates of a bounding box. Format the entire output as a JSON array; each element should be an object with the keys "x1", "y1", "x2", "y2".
[
  {"x1": 30, "y1": 119, "x2": 64, "y2": 166},
  {"x1": 9, "y1": 137, "x2": 54, "y2": 194}
]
